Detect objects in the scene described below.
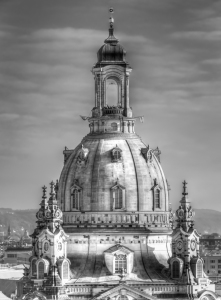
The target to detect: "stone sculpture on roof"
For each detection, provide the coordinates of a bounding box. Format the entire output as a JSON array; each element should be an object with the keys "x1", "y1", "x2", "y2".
[{"x1": 18, "y1": 8, "x2": 219, "y2": 300}]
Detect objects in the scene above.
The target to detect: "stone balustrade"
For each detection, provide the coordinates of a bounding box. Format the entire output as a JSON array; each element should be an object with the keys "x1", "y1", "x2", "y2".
[{"x1": 63, "y1": 212, "x2": 170, "y2": 227}]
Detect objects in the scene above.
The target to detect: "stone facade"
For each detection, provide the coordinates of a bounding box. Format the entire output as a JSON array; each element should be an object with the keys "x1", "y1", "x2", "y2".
[{"x1": 19, "y1": 15, "x2": 219, "y2": 300}]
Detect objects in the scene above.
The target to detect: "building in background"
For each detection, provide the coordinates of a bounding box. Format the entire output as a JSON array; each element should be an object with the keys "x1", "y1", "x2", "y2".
[
  {"x1": 0, "y1": 232, "x2": 4, "y2": 243},
  {"x1": 4, "y1": 247, "x2": 32, "y2": 265}
]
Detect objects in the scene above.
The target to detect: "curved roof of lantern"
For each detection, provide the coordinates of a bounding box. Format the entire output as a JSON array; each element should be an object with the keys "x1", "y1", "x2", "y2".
[
  {"x1": 58, "y1": 135, "x2": 169, "y2": 213},
  {"x1": 96, "y1": 26, "x2": 127, "y2": 65}
]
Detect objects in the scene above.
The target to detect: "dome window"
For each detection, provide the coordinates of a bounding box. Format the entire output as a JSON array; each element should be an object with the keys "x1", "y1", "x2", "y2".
[
  {"x1": 115, "y1": 188, "x2": 123, "y2": 209},
  {"x1": 111, "y1": 145, "x2": 122, "y2": 162},
  {"x1": 152, "y1": 179, "x2": 161, "y2": 210},
  {"x1": 115, "y1": 254, "x2": 127, "y2": 274},
  {"x1": 104, "y1": 244, "x2": 134, "y2": 275},
  {"x1": 111, "y1": 180, "x2": 126, "y2": 211},
  {"x1": 155, "y1": 189, "x2": 160, "y2": 209},
  {"x1": 71, "y1": 189, "x2": 80, "y2": 210},
  {"x1": 70, "y1": 180, "x2": 82, "y2": 211}
]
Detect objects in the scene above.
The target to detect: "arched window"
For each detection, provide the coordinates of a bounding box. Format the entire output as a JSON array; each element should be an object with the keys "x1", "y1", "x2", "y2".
[
  {"x1": 155, "y1": 189, "x2": 160, "y2": 208},
  {"x1": 63, "y1": 261, "x2": 69, "y2": 280},
  {"x1": 115, "y1": 254, "x2": 127, "y2": 274},
  {"x1": 172, "y1": 261, "x2": 180, "y2": 278},
  {"x1": 38, "y1": 261, "x2": 44, "y2": 279},
  {"x1": 31, "y1": 258, "x2": 37, "y2": 276},
  {"x1": 113, "y1": 149, "x2": 121, "y2": 160},
  {"x1": 196, "y1": 260, "x2": 203, "y2": 278},
  {"x1": 111, "y1": 122, "x2": 118, "y2": 131},
  {"x1": 71, "y1": 189, "x2": 79, "y2": 210},
  {"x1": 115, "y1": 188, "x2": 123, "y2": 209},
  {"x1": 106, "y1": 79, "x2": 118, "y2": 105}
]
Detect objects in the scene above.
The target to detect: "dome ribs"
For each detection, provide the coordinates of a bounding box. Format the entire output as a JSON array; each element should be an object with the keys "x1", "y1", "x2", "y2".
[
  {"x1": 91, "y1": 139, "x2": 104, "y2": 211},
  {"x1": 126, "y1": 139, "x2": 146, "y2": 212}
]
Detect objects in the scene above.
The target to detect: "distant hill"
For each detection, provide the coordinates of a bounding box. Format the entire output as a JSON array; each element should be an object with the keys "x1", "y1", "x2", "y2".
[
  {"x1": 0, "y1": 207, "x2": 221, "y2": 237},
  {"x1": 0, "y1": 208, "x2": 37, "y2": 237},
  {"x1": 194, "y1": 209, "x2": 221, "y2": 235}
]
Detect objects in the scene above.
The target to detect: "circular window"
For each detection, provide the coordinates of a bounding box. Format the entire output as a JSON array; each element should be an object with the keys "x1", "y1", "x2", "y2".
[
  {"x1": 58, "y1": 242, "x2": 62, "y2": 251},
  {"x1": 44, "y1": 242, "x2": 49, "y2": 251}
]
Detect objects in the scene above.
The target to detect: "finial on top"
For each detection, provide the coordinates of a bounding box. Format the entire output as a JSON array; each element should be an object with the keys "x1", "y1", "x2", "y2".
[
  {"x1": 109, "y1": 8, "x2": 114, "y2": 28},
  {"x1": 182, "y1": 180, "x2": 188, "y2": 196},
  {"x1": 50, "y1": 181, "x2": 55, "y2": 196},
  {"x1": 42, "y1": 185, "x2": 47, "y2": 199}
]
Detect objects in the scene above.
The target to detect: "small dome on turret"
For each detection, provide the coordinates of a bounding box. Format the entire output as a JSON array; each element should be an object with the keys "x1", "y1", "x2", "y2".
[
  {"x1": 97, "y1": 15, "x2": 126, "y2": 64},
  {"x1": 97, "y1": 43, "x2": 126, "y2": 63}
]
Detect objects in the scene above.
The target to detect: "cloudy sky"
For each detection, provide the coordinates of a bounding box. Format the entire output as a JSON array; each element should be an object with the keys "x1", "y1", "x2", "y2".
[{"x1": 0, "y1": 0, "x2": 220, "y2": 211}]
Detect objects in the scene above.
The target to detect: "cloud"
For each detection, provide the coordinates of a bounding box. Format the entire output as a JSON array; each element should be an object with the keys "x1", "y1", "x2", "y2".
[
  {"x1": 0, "y1": 113, "x2": 20, "y2": 121},
  {"x1": 0, "y1": 3, "x2": 221, "y2": 211},
  {"x1": 171, "y1": 30, "x2": 221, "y2": 41}
]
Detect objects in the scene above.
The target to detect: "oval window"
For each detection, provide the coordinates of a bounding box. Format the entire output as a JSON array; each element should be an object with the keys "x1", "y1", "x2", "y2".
[{"x1": 44, "y1": 242, "x2": 49, "y2": 251}]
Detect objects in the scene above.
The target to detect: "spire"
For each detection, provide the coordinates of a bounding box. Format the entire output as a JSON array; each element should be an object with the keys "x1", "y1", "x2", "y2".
[
  {"x1": 105, "y1": 8, "x2": 119, "y2": 44},
  {"x1": 48, "y1": 181, "x2": 57, "y2": 205},
  {"x1": 40, "y1": 185, "x2": 47, "y2": 207},
  {"x1": 175, "y1": 180, "x2": 195, "y2": 232},
  {"x1": 180, "y1": 180, "x2": 190, "y2": 205},
  {"x1": 182, "y1": 180, "x2": 188, "y2": 196}
]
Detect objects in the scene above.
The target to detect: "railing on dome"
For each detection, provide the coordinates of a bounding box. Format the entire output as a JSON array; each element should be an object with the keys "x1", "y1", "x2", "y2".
[{"x1": 102, "y1": 106, "x2": 124, "y2": 116}]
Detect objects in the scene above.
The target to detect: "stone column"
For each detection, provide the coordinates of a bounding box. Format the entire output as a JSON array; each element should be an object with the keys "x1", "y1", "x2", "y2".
[{"x1": 123, "y1": 121, "x2": 128, "y2": 133}]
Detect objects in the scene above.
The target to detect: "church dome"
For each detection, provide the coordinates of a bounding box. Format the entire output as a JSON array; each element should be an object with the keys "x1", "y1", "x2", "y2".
[
  {"x1": 58, "y1": 135, "x2": 169, "y2": 214},
  {"x1": 57, "y1": 15, "x2": 171, "y2": 230}
]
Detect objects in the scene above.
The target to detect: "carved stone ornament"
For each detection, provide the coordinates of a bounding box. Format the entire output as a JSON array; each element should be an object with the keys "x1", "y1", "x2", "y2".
[
  {"x1": 152, "y1": 147, "x2": 161, "y2": 162},
  {"x1": 77, "y1": 144, "x2": 89, "y2": 165},
  {"x1": 141, "y1": 145, "x2": 153, "y2": 163},
  {"x1": 36, "y1": 209, "x2": 44, "y2": 221},
  {"x1": 176, "y1": 207, "x2": 185, "y2": 220}
]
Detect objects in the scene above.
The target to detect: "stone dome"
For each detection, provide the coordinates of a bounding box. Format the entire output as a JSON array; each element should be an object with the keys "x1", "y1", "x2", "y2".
[{"x1": 58, "y1": 135, "x2": 169, "y2": 213}]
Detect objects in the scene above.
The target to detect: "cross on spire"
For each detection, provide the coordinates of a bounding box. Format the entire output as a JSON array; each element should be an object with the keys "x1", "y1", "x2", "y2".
[
  {"x1": 42, "y1": 185, "x2": 47, "y2": 199},
  {"x1": 182, "y1": 180, "x2": 188, "y2": 196}
]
